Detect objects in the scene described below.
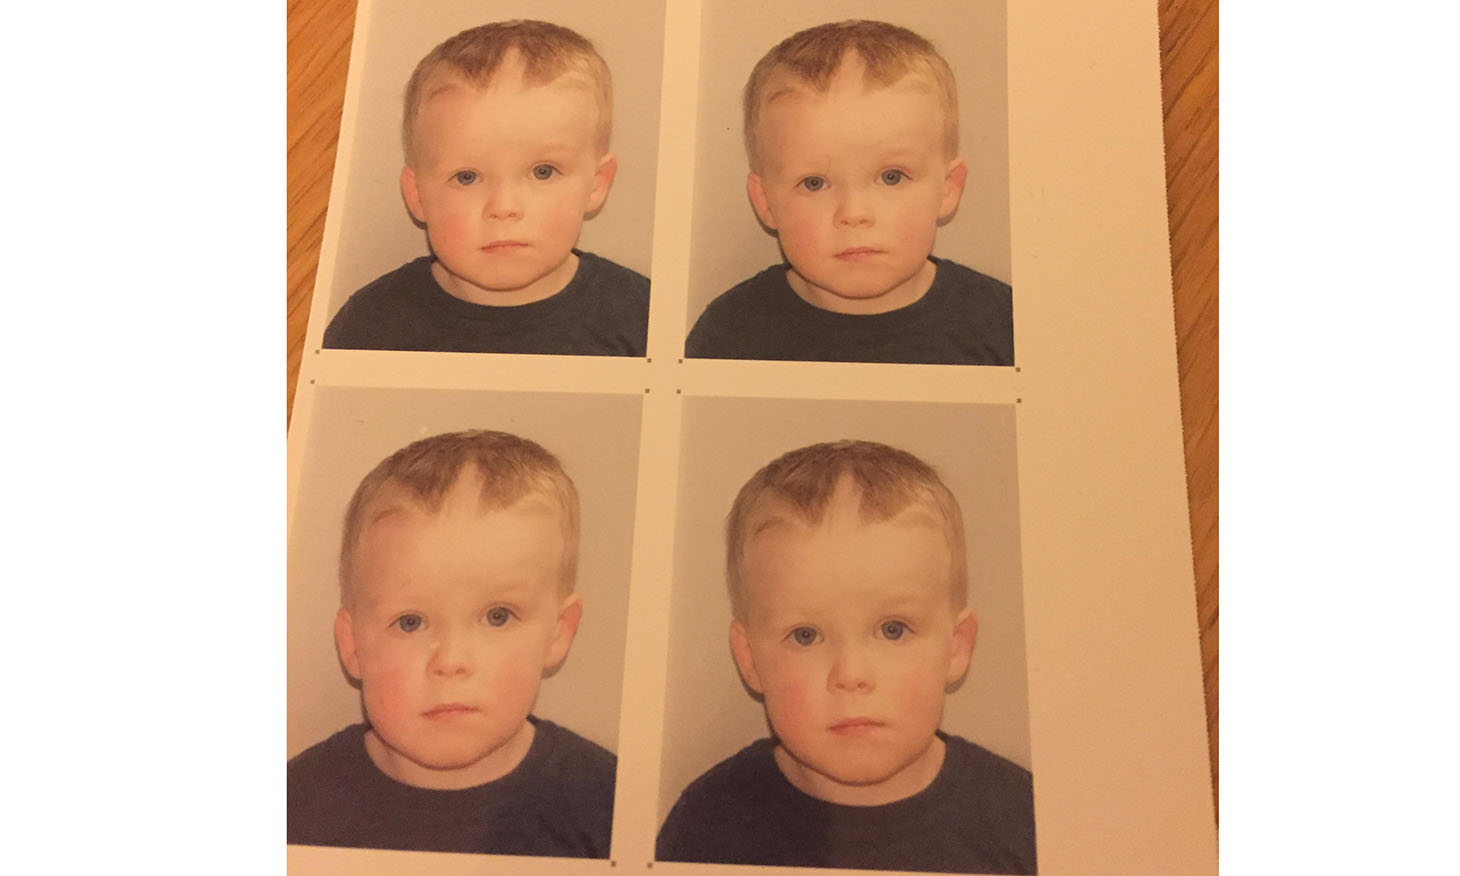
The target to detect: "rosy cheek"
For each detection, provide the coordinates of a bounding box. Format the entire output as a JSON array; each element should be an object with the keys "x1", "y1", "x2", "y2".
[
  {"x1": 779, "y1": 215, "x2": 821, "y2": 258},
  {"x1": 360, "y1": 640, "x2": 421, "y2": 693},
  {"x1": 766, "y1": 671, "x2": 816, "y2": 729},
  {"x1": 541, "y1": 199, "x2": 584, "y2": 247},
  {"x1": 428, "y1": 213, "x2": 470, "y2": 253},
  {"x1": 893, "y1": 668, "x2": 942, "y2": 725}
]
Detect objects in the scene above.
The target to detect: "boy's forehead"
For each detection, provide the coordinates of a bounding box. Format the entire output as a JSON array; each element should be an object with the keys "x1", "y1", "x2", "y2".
[
  {"x1": 761, "y1": 53, "x2": 940, "y2": 112},
  {"x1": 411, "y1": 64, "x2": 605, "y2": 159},
  {"x1": 754, "y1": 66, "x2": 950, "y2": 163},
  {"x1": 431, "y1": 47, "x2": 597, "y2": 92},
  {"x1": 418, "y1": 66, "x2": 598, "y2": 119},
  {"x1": 357, "y1": 474, "x2": 562, "y2": 541},
  {"x1": 742, "y1": 485, "x2": 948, "y2": 560},
  {"x1": 739, "y1": 481, "x2": 953, "y2": 591},
  {"x1": 741, "y1": 517, "x2": 952, "y2": 606},
  {"x1": 349, "y1": 484, "x2": 567, "y2": 597}
]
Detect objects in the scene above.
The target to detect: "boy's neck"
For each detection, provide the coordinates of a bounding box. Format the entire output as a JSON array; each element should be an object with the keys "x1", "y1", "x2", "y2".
[{"x1": 772, "y1": 734, "x2": 946, "y2": 806}]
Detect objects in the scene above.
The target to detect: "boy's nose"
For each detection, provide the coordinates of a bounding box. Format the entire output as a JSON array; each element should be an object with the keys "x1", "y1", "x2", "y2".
[
  {"x1": 833, "y1": 190, "x2": 874, "y2": 228},
  {"x1": 427, "y1": 629, "x2": 473, "y2": 677},
  {"x1": 827, "y1": 642, "x2": 875, "y2": 692},
  {"x1": 481, "y1": 182, "x2": 523, "y2": 221}
]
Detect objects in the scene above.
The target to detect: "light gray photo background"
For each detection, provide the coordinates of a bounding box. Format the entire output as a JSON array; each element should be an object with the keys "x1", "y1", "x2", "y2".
[
  {"x1": 659, "y1": 396, "x2": 1031, "y2": 824},
  {"x1": 685, "y1": 0, "x2": 1011, "y2": 334},
  {"x1": 287, "y1": 386, "x2": 641, "y2": 759},
  {"x1": 321, "y1": 0, "x2": 666, "y2": 323}
]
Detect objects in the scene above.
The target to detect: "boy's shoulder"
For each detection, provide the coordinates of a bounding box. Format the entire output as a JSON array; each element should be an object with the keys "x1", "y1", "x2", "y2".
[
  {"x1": 286, "y1": 723, "x2": 382, "y2": 849},
  {"x1": 669, "y1": 736, "x2": 782, "y2": 808},
  {"x1": 938, "y1": 732, "x2": 1035, "y2": 826},
  {"x1": 914, "y1": 732, "x2": 1037, "y2": 874},
  {"x1": 685, "y1": 259, "x2": 1014, "y2": 365},
  {"x1": 569, "y1": 249, "x2": 651, "y2": 321},
  {"x1": 320, "y1": 256, "x2": 440, "y2": 350},
  {"x1": 684, "y1": 265, "x2": 796, "y2": 359},
  {"x1": 932, "y1": 256, "x2": 1012, "y2": 305},
  {"x1": 528, "y1": 716, "x2": 618, "y2": 794},
  {"x1": 550, "y1": 250, "x2": 650, "y2": 356},
  {"x1": 656, "y1": 737, "x2": 784, "y2": 863},
  {"x1": 575, "y1": 250, "x2": 650, "y2": 302},
  {"x1": 287, "y1": 719, "x2": 617, "y2": 857},
  {"x1": 287, "y1": 723, "x2": 370, "y2": 792}
]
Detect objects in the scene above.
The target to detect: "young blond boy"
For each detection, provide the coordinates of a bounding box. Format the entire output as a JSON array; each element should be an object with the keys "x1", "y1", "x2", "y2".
[
  {"x1": 325, "y1": 21, "x2": 649, "y2": 355},
  {"x1": 657, "y1": 441, "x2": 1035, "y2": 872},
  {"x1": 288, "y1": 431, "x2": 615, "y2": 857},
  {"x1": 685, "y1": 21, "x2": 1013, "y2": 365}
]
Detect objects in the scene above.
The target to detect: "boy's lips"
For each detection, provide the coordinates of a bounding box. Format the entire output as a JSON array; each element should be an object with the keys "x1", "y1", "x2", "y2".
[
  {"x1": 481, "y1": 240, "x2": 529, "y2": 253},
  {"x1": 422, "y1": 703, "x2": 478, "y2": 719},
  {"x1": 835, "y1": 246, "x2": 883, "y2": 261},
  {"x1": 829, "y1": 717, "x2": 885, "y2": 734}
]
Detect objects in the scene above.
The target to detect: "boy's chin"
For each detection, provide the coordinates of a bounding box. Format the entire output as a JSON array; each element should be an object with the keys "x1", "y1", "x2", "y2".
[
  {"x1": 433, "y1": 253, "x2": 578, "y2": 305},
  {"x1": 786, "y1": 262, "x2": 935, "y2": 315},
  {"x1": 774, "y1": 739, "x2": 939, "y2": 804}
]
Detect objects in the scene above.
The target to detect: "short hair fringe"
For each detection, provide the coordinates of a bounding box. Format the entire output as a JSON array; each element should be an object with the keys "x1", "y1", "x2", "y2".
[
  {"x1": 402, "y1": 20, "x2": 613, "y2": 163},
  {"x1": 742, "y1": 20, "x2": 959, "y2": 170},
  {"x1": 338, "y1": 430, "x2": 580, "y2": 605},
  {"x1": 725, "y1": 439, "x2": 968, "y2": 618}
]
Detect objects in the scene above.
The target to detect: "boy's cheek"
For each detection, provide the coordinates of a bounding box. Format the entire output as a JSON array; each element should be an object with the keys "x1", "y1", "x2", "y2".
[
  {"x1": 763, "y1": 673, "x2": 817, "y2": 727},
  {"x1": 493, "y1": 668, "x2": 542, "y2": 713},
  {"x1": 426, "y1": 214, "x2": 472, "y2": 251},
  {"x1": 360, "y1": 668, "x2": 417, "y2": 721},
  {"x1": 542, "y1": 211, "x2": 586, "y2": 247},
  {"x1": 892, "y1": 667, "x2": 947, "y2": 723}
]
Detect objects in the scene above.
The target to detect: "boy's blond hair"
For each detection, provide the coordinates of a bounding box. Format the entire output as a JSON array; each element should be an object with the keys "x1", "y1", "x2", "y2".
[
  {"x1": 742, "y1": 20, "x2": 958, "y2": 172},
  {"x1": 339, "y1": 430, "x2": 581, "y2": 607},
  {"x1": 725, "y1": 440, "x2": 968, "y2": 619},
  {"x1": 402, "y1": 20, "x2": 613, "y2": 164}
]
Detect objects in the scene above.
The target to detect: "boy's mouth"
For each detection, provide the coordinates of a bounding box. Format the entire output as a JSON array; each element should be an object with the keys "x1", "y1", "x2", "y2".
[
  {"x1": 481, "y1": 240, "x2": 529, "y2": 253},
  {"x1": 829, "y1": 717, "x2": 885, "y2": 733},
  {"x1": 422, "y1": 703, "x2": 478, "y2": 719},
  {"x1": 835, "y1": 247, "x2": 882, "y2": 261}
]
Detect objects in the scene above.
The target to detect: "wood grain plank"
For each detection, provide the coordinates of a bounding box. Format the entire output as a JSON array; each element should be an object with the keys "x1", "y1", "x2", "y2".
[{"x1": 1158, "y1": 0, "x2": 1218, "y2": 816}]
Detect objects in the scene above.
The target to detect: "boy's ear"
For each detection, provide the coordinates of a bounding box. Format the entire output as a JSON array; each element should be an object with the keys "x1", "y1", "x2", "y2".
[
  {"x1": 945, "y1": 607, "x2": 978, "y2": 685},
  {"x1": 938, "y1": 157, "x2": 968, "y2": 221},
  {"x1": 400, "y1": 166, "x2": 427, "y2": 224},
  {"x1": 729, "y1": 620, "x2": 764, "y2": 694},
  {"x1": 746, "y1": 172, "x2": 778, "y2": 230},
  {"x1": 544, "y1": 594, "x2": 584, "y2": 671},
  {"x1": 334, "y1": 607, "x2": 362, "y2": 681},
  {"x1": 585, "y1": 153, "x2": 618, "y2": 214}
]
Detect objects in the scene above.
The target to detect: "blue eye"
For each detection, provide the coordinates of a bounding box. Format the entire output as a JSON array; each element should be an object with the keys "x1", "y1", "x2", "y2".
[
  {"x1": 789, "y1": 626, "x2": 819, "y2": 646},
  {"x1": 452, "y1": 170, "x2": 478, "y2": 185},
  {"x1": 880, "y1": 169, "x2": 907, "y2": 185},
  {"x1": 393, "y1": 614, "x2": 425, "y2": 633},
  {"x1": 531, "y1": 164, "x2": 558, "y2": 180},
  {"x1": 798, "y1": 176, "x2": 826, "y2": 192},
  {"x1": 880, "y1": 620, "x2": 908, "y2": 640},
  {"x1": 484, "y1": 606, "x2": 514, "y2": 627}
]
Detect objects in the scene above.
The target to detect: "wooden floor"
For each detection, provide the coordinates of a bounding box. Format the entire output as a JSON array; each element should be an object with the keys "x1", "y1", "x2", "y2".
[{"x1": 286, "y1": 0, "x2": 1218, "y2": 813}]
